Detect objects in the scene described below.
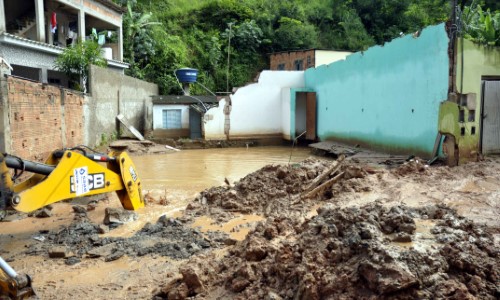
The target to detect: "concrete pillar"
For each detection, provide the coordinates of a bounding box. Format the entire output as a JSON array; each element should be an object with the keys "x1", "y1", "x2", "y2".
[
  {"x1": 78, "y1": 10, "x2": 85, "y2": 42},
  {"x1": 0, "y1": 0, "x2": 6, "y2": 33},
  {"x1": 0, "y1": 66, "x2": 11, "y2": 153},
  {"x1": 46, "y1": 21, "x2": 53, "y2": 45},
  {"x1": 35, "y1": 0, "x2": 46, "y2": 42},
  {"x1": 40, "y1": 67, "x2": 48, "y2": 83},
  {"x1": 118, "y1": 26, "x2": 123, "y2": 61}
]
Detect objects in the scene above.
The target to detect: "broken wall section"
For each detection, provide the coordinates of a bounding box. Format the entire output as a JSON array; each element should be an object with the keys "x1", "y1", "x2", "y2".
[
  {"x1": 305, "y1": 24, "x2": 450, "y2": 158},
  {"x1": 86, "y1": 65, "x2": 158, "y2": 147},
  {"x1": 441, "y1": 39, "x2": 500, "y2": 162},
  {"x1": 204, "y1": 71, "x2": 304, "y2": 141}
]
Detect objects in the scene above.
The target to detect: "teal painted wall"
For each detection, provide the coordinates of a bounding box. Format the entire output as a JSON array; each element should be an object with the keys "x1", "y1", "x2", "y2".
[{"x1": 304, "y1": 24, "x2": 449, "y2": 157}]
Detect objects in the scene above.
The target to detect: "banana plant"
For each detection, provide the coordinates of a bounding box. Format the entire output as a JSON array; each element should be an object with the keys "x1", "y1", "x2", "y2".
[{"x1": 462, "y1": 4, "x2": 500, "y2": 46}]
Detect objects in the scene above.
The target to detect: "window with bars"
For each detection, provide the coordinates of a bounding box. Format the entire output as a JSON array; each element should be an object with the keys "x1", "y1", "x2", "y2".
[{"x1": 162, "y1": 109, "x2": 182, "y2": 129}]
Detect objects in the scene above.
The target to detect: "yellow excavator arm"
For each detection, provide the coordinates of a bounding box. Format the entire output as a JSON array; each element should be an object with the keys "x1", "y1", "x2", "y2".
[
  {"x1": 0, "y1": 149, "x2": 144, "y2": 214},
  {"x1": 0, "y1": 148, "x2": 145, "y2": 299}
]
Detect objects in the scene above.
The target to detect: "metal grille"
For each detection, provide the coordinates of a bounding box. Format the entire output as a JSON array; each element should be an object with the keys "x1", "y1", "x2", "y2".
[{"x1": 162, "y1": 109, "x2": 182, "y2": 129}]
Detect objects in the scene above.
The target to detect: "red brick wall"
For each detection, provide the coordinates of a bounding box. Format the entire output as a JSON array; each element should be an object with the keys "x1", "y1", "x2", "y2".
[
  {"x1": 7, "y1": 77, "x2": 84, "y2": 161},
  {"x1": 269, "y1": 50, "x2": 315, "y2": 70}
]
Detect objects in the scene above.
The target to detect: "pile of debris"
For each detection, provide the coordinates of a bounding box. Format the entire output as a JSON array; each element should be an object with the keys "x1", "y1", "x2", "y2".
[
  {"x1": 24, "y1": 208, "x2": 228, "y2": 264},
  {"x1": 183, "y1": 156, "x2": 371, "y2": 222},
  {"x1": 157, "y1": 203, "x2": 499, "y2": 299}
]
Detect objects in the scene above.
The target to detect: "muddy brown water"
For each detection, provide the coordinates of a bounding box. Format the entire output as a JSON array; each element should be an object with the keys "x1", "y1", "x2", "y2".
[
  {"x1": 1, "y1": 146, "x2": 312, "y2": 237},
  {"x1": 134, "y1": 146, "x2": 311, "y2": 191},
  {"x1": 133, "y1": 146, "x2": 311, "y2": 237}
]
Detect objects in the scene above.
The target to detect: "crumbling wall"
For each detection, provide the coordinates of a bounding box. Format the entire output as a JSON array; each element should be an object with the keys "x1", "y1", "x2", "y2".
[
  {"x1": 2, "y1": 76, "x2": 84, "y2": 160},
  {"x1": 450, "y1": 39, "x2": 500, "y2": 161},
  {"x1": 305, "y1": 24, "x2": 450, "y2": 158},
  {"x1": 204, "y1": 71, "x2": 304, "y2": 141},
  {"x1": 86, "y1": 65, "x2": 158, "y2": 147}
]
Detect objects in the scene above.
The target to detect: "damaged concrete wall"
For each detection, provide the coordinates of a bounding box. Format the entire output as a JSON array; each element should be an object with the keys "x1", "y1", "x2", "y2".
[
  {"x1": 86, "y1": 65, "x2": 158, "y2": 147},
  {"x1": 305, "y1": 24, "x2": 449, "y2": 158},
  {"x1": 204, "y1": 71, "x2": 304, "y2": 141}
]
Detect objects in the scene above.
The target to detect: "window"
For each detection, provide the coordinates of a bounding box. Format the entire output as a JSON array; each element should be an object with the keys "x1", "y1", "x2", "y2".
[
  {"x1": 277, "y1": 63, "x2": 285, "y2": 70},
  {"x1": 162, "y1": 109, "x2": 182, "y2": 129},
  {"x1": 294, "y1": 59, "x2": 303, "y2": 70}
]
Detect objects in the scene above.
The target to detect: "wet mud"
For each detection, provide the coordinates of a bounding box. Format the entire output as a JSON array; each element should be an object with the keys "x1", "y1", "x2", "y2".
[
  {"x1": 157, "y1": 204, "x2": 498, "y2": 300},
  {"x1": 1, "y1": 149, "x2": 500, "y2": 300},
  {"x1": 155, "y1": 158, "x2": 499, "y2": 300}
]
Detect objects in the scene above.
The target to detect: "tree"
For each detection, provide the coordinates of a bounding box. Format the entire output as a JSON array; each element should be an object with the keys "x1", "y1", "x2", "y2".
[
  {"x1": 54, "y1": 40, "x2": 107, "y2": 93},
  {"x1": 274, "y1": 17, "x2": 318, "y2": 50},
  {"x1": 462, "y1": 3, "x2": 500, "y2": 45},
  {"x1": 123, "y1": 2, "x2": 160, "y2": 77}
]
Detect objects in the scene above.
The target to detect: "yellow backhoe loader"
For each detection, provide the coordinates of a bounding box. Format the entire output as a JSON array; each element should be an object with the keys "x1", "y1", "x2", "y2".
[{"x1": 0, "y1": 147, "x2": 145, "y2": 299}]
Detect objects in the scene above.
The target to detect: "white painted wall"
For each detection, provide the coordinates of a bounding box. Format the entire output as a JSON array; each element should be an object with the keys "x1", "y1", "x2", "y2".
[
  {"x1": 205, "y1": 71, "x2": 304, "y2": 140},
  {"x1": 204, "y1": 98, "x2": 227, "y2": 140},
  {"x1": 152, "y1": 104, "x2": 189, "y2": 130},
  {"x1": 315, "y1": 50, "x2": 352, "y2": 67}
]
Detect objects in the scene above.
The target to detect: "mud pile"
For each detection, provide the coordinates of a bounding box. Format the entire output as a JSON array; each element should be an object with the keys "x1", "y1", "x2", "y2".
[
  {"x1": 26, "y1": 215, "x2": 228, "y2": 262},
  {"x1": 158, "y1": 204, "x2": 499, "y2": 299},
  {"x1": 184, "y1": 159, "x2": 342, "y2": 221}
]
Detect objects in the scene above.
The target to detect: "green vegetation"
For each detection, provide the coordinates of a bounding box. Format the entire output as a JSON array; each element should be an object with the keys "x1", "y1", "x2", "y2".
[
  {"x1": 55, "y1": 40, "x2": 107, "y2": 93},
  {"x1": 462, "y1": 2, "x2": 500, "y2": 46},
  {"x1": 114, "y1": 0, "x2": 499, "y2": 94}
]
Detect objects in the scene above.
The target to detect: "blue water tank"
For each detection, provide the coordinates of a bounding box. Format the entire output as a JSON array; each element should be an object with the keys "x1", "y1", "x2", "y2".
[{"x1": 175, "y1": 68, "x2": 198, "y2": 83}]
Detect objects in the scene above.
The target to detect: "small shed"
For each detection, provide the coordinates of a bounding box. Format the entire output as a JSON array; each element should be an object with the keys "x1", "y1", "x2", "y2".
[{"x1": 151, "y1": 95, "x2": 218, "y2": 139}]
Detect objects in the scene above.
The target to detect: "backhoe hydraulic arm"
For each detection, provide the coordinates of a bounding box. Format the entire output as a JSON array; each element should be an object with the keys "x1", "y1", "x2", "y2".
[
  {"x1": 0, "y1": 256, "x2": 35, "y2": 299},
  {"x1": 0, "y1": 149, "x2": 144, "y2": 214}
]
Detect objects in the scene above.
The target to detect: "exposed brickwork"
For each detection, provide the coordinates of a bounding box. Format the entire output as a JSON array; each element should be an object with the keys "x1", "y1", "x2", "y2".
[
  {"x1": 269, "y1": 50, "x2": 315, "y2": 71},
  {"x1": 6, "y1": 77, "x2": 84, "y2": 161}
]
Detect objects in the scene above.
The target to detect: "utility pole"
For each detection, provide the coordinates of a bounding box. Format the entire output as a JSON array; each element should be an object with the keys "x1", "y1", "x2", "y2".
[
  {"x1": 226, "y1": 22, "x2": 233, "y2": 93},
  {"x1": 451, "y1": 0, "x2": 458, "y2": 28}
]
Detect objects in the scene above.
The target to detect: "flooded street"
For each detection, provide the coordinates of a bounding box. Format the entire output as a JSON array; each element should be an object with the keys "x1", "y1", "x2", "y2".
[
  {"x1": 133, "y1": 146, "x2": 312, "y2": 192},
  {"x1": 1, "y1": 146, "x2": 499, "y2": 299}
]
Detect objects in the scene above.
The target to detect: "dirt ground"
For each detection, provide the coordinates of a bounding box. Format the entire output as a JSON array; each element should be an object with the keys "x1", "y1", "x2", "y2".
[{"x1": 0, "y1": 150, "x2": 499, "y2": 299}]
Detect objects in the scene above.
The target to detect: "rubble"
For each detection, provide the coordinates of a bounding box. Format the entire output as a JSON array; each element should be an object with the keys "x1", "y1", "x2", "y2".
[
  {"x1": 103, "y1": 207, "x2": 138, "y2": 225},
  {"x1": 25, "y1": 214, "x2": 228, "y2": 260},
  {"x1": 158, "y1": 204, "x2": 499, "y2": 299}
]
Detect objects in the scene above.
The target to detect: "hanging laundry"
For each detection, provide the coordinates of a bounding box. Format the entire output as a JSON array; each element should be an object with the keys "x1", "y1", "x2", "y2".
[{"x1": 51, "y1": 12, "x2": 57, "y2": 34}]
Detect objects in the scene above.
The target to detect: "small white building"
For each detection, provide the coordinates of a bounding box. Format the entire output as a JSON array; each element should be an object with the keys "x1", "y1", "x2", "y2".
[{"x1": 151, "y1": 95, "x2": 218, "y2": 139}]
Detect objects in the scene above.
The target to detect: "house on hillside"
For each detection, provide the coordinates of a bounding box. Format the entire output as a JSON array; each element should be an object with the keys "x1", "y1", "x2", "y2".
[
  {"x1": 269, "y1": 49, "x2": 352, "y2": 71},
  {"x1": 0, "y1": 0, "x2": 127, "y2": 87}
]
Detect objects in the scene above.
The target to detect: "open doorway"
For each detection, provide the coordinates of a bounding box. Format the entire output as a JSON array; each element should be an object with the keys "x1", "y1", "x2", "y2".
[
  {"x1": 480, "y1": 79, "x2": 500, "y2": 154},
  {"x1": 295, "y1": 92, "x2": 317, "y2": 141}
]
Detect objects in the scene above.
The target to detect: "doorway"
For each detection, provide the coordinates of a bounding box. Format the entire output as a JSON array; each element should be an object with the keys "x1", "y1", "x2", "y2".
[
  {"x1": 295, "y1": 92, "x2": 316, "y2": 141},
  {"x1": 189, "y1": 108, "x2": 202, "y2": 139},
  {"x1": 481, "y1": 79, "x2": 500, "y2": 154}
]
